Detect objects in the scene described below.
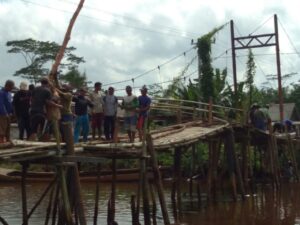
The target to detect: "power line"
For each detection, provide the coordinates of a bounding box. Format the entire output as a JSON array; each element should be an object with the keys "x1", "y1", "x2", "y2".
[
  {"x1": 113, "y1": 69, "x2": 198, "y2": 92},
  {"x1": 59, "y1": 0, "x2": 201, "y2": 38},
  {"x1": 103, "y1": 47, "x2": 195, "y2": 86},
  {"x1": 278, "y1": 19, "x2": 300, "y2": 59},
  {"x1": 248, "y1": 15, "x2": 273, "y2": 36},
  {"x1": 19, "y1": 0, "x2": 194, "y2": 39}
]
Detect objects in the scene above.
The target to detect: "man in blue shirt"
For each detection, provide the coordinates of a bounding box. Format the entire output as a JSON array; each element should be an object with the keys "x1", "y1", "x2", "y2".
[
  {"x1": 0, "y1": 80, "x2": 14, "y2": 143},
  {"x1": 137, "y1": 85, "x2": 151, "y2": 141}
]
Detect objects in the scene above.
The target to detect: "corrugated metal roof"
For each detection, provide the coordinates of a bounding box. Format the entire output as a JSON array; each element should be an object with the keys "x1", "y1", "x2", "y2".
[{"x1": 268, "y1": 103, "x2": 297, "y2": 121}]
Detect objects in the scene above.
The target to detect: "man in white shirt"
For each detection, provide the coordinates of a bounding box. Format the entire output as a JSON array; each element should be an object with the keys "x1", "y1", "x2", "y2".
[
  {"x1": 122, "y1": 86, "x2": 138, "y2": 143},
  {"x1": 89, "y1": 82, "x2": 104, "y2": 140},
  {"x1": 103, "y1": 87, "x2": 118, "y2": 141}
]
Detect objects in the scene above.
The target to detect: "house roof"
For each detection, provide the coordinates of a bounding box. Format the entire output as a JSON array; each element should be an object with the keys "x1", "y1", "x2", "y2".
[{"x1": 268, "y1": 103, "x2": 297, "y2": 121}]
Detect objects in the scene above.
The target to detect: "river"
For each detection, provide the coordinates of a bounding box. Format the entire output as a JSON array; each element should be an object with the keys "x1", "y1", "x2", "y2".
[{"x1": 1, "y1": 181, "x2": 300, "y2": 225}]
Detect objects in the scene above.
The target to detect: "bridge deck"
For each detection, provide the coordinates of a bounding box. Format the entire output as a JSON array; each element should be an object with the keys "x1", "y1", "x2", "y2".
[{"x1": 0, "y1": 120, "x2": 229, "y2": 162}]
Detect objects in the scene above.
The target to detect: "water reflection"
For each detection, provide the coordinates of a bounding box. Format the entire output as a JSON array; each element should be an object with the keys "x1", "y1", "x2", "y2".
[{"x1": 1, "y1": 182, "x2": 300, "y2": 225}]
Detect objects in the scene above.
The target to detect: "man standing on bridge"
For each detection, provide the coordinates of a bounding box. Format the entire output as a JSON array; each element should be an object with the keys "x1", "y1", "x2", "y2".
[
  {"x1": 0, "y1": 80, "x2": 14, "y2": 143},
  {"x1": 122, "y1": 85, "x2": 138, "y2": 143},
  {"x1": 137, "y1": 85, "x2": 151, "y2": 141}
]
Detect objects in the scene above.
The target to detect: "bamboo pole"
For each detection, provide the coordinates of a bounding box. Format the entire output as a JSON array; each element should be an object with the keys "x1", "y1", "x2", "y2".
[
  {"x1": 44, "y1": 180, "x2": 56, "y2": 225},
  {"x1": 49, "y1": 0, "x2": 85, "y2": 86},
  {"x1": 149, "y1": 184, "x2": 157, "y2": 225},
  {"x1": 108, "y1": 157, "x2": 117, "y2": 225},
  {"x1": 189, "y1": 144, "x2": 196, "y2": 204},
  {"x1": 93, "y1": 163, "x2": 101, "y2": 225},
  {"x1": 28, "y1": 178, "x2": 57, "y2": 220},
  {"x1": 21, "y1": 163, "x2": 29, "y2": 225},
  {"x1": 146, "y1": 134, "x2": 171, "y2": 225},
  {"x1": 224, "y1": 131, "x2": 237, "y2": 201},
  {"x1": 141, "y1": 156, "x2": 151, "y2": 225},
  {"x1": 63, "y1": 122, "x2": 86, "y2": 225},
  {"x1": 208, "y1": 97, "x2": 213, "y2": 125},
  {"x1": 131, "y1": 195, "x2": 138, "y2": 225},
  {"x1": 51, "y1": 184, "x2": 60, "y2": 225},
  {"x1": 0, "y1": 217, "x2": 9, "y2": 225},
  {"x1": 207, "y1": 141, "x2": 213, "y2": 201},
  {"x1": 57, "y1": 165, "x2": 73, "y2": 225}
]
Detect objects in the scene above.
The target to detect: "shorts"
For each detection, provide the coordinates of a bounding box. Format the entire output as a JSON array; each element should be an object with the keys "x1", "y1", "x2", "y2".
[
  {"x1": 0, "y1": 115, "x2": 10, "y2": 137},
  {"x1": 137, "y1": 116, "x2": 146, "y2": 129},
  {"x1": 30, "y1": 113, "x2": 46, "y2": 134},
  {"x1": 124, "y1": 116, "x2": 137, "y2": 132},
  {"x1": 91, "y1": 113, "x2": 103, "y2": 129}
]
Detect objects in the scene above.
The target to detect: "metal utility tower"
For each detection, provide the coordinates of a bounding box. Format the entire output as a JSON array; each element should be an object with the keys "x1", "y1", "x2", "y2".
[{"x1": 230, "y1": 14, "x2": 284, "y2": 121}]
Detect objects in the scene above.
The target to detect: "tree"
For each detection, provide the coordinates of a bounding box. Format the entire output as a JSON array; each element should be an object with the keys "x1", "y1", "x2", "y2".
[
  {"x1": 6, "y1": 38, "x2": 85, "y2": 84},
  {"x1": 60, "y1": 69, "x2": 87, "y2": 89}
]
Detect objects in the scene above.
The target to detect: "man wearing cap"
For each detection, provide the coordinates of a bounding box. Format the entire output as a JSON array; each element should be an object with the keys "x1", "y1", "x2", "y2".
[
  {"x1": 89, "y1": 82, "x2": 104, "y2": 140},
  {"x1": 0, "y1": 80, "x2": 14, "y2": 143},
  {"x1": 13, "y1": 81, "x2": 31, "y2": 140},
  {"x1": 73, "y1": 88, "x2": 94, "y2": 143},
  {"x1": 122, "y1": 85, "x2": 138, "y2": 143},
  {"x1": 137, "y1": 85, "x2": 151, "y2": 141}
]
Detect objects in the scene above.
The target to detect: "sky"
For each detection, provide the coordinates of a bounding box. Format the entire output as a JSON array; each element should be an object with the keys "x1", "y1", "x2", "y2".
[{"x1": 0, "y1": 0, "x2": 300, "y2": 95}]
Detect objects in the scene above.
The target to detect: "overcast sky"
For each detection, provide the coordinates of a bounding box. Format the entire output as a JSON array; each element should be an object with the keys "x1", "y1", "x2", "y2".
[{"x1": 0, "y1": 0, "x2": 299, "y2": 94}]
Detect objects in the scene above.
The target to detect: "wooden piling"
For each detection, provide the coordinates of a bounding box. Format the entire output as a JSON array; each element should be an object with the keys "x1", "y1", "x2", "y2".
[
  {"x1": 21, "y1": 163, "x2": 29, "y2": 225},
  {"x1": 172, "y1": 147, "x2": 182, "y2": 214},
  {"x1": 93, "y1": 163, "x2": 101, "y2": 225},
  {"x1": 146, "y1": 134, "x2": 171, "y2": 225},
  {"x1": 62, "y1": 122, "x2": 86, "y2": 225}
]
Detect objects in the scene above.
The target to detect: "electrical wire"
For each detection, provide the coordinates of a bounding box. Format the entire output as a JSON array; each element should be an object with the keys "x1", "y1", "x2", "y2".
[
  {"x1": 278, "y1": 19, "x2": 300, "y2": 58},
  {"x1": 58, "y1": 0, "x2": 201, "y2": 38},
  {"x1": 248, "y1": 15, "x2": 273, "y2": 36},
  {"x1": 19, "y1": 0, "x2": 194, "y2": 39}
]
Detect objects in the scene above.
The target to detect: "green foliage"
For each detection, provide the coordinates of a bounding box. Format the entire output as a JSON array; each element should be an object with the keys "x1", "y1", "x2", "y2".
[
  {"x1": 6, "y1": 38, "x2": 85, "y2": 84},
  {"x1": 245, "y1": 50, "x2": 256, "y2": 107},
  {"x1": 197, "y1": 25, "x2": 225, "y2": 102},
  {"x1": 60, "y1": 69, "x2": 87, "y2": 89}
]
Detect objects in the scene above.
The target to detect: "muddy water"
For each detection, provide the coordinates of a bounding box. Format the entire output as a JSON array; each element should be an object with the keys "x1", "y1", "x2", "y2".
[{"x1": 1, "y1": 182, "x2": 300, "y2": 225}]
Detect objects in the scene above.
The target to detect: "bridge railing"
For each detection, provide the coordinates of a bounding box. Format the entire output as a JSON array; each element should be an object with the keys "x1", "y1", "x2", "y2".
[{"x1": 150, "y1": 97, "x2": 245, "y2": 124}]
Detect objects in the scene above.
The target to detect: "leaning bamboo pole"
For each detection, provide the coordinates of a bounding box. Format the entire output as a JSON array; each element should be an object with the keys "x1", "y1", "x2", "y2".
[{"x1": 49, "y1": 0, "x2": 85, "y2": 86}]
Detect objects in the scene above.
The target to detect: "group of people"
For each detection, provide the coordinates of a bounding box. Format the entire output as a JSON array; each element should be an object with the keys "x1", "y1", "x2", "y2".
[
  {"x1": 0, "y1": 78, "x2": 151, "y2": 145},
  {"x1": 248, "y1": 103, "x2": 294, "y2": 133}
]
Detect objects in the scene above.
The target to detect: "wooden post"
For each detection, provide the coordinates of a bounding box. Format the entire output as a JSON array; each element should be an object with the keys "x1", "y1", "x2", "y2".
[
  {"x1": 93, "y1": 163, "x2": 101, "y2": 225},
  {"x1": 208, "y1": 97, "x2": 213, "y2": 125},
  {"x1": 141, "y1": 151, "x2": 151, "y2": 225},
  {"x1": 44, "y1": 180, "x2": 56, "y2": 225},
  {"x1": 207, "y1": 141, "x2": 213, "y2": 201},
  {"x1": 189, "y1": 144, "x2": 196, "y2": 204},
  {"x1": 149, "y1": 184, "x2": 157, "y2": 225},
  {"x1": 108, "y1": 157, "x2": 117, "y2": 225},
  {"x1": 63, "y1": 122, "x2": 87, "y2": 225},
  {"x1": 224, "y1": 130, "x2": 238, "y2": 201},
  {"x1": 21, "y1": 163, "x2": 29, "y2": 225},
  {"x1": 28, "y1": 178, "x2": 56, "y2": 220},
  {"x1": 146, "y1": 134, "x2": 171, "y2": 225},
  {"x1": 172, "y1": 147, "x2": 182, "y2": 213},
  {"x1": 57, "y1": 164, "x2": 73, "y2": 225}
]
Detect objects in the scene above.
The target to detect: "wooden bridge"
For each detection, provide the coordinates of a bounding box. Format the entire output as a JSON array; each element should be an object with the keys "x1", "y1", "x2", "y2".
[{"x1": 0, "y1": 98, "x2": 298, "y2": 225}]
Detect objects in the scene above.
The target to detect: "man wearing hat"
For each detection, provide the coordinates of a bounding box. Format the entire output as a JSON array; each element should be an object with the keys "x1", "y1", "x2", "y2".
[
  {"x1": 13, "y1": 81, "x2": 31, "y2": 140},
  {"x1": 0, "y1": 80, "x2": 14, "y2": 143},
  {"x1": 137, "y1": 85, "x2": 151, "y2": 141}
]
